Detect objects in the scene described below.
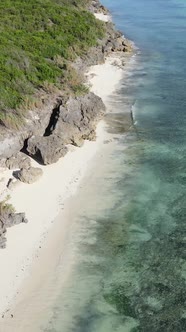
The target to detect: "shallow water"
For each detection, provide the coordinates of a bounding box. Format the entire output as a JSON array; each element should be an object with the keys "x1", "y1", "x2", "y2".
[{"x1": 44, "y1": 1, "x2": 186, "y2": 331}]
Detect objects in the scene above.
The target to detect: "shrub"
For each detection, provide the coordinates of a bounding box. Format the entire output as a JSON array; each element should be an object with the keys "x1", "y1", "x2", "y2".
[{"x1": 0, "y1": 0, "x2": 105, "y2": 125}]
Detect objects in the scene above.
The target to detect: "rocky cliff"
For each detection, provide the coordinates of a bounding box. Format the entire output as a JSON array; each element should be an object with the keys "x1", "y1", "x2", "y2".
[{"x1": 0, "y1": 0, "x2": 132, "y2": 167}]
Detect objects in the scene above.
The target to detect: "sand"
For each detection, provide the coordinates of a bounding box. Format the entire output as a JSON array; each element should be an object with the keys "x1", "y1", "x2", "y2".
[
  {"x1": 87, "y1": 54, "x2": 125, "y2": 103},
  {"x1": 0, "y1": 125, "x2": 106, "y2": 317},
  {"x1": 94, "y1": 12, "x2": 111, "y2": 22}
]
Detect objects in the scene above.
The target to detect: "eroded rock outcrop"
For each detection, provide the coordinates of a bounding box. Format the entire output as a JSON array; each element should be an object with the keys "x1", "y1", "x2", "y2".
[
  {"x1": 26, "y1": 92, "x2": 105, "y2": 165},
  {"x1": 0, "y1": 93, "x2": 61, "y2": 160},
  {"x1": 55, "y1": 92, "x2": 105, "y2": 143}
]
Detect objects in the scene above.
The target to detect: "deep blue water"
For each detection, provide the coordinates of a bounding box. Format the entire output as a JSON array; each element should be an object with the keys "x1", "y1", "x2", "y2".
[{"x1": 45, "y1": 1, "x2": 186, "y2": 331}]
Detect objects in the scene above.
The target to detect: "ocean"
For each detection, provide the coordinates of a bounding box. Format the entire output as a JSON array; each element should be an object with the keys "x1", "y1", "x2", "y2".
[{"x1": 44, "y1": 0, "x2": 186, "y2": 331}]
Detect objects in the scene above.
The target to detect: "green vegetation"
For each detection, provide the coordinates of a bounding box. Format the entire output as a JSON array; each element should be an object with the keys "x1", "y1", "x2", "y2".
[
  {"x1": 0, "y1": 196, "x2": 15, "y2": 215},
  {"x1": 0, "y1": 0, "x2": 104, "y2": 126}
]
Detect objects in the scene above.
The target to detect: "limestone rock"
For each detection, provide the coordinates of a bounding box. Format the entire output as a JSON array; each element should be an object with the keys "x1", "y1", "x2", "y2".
[
  {"x1": 90, "y1": 0, "x2": 109, "y2": 14},
  {"x1": 0, "y1": 158, "x2": 6, "y2": 168},
  {"x1": 27, "y1": 136, "x2": 67, "y2": 165},
  {"x1": 0, "y1": 235, "x2": 7, "y2": 249},
  {"x1": 7, "y1": 178, "x2": 20, "y2": 190},
  {"x1": 0, "y1": 210, "x2": 28, "y2": 248},
  {"x1": 26, "y1": 92, "x2": 105, "y2": 165},
  {"x1": 103, "y1": 35, "x2": 132, "y2": 54},
  {"x1": 0, "y1": 94, "x2": 62, "y2": 160},
  {"x1": 16, "y1": 166, "x2": 43, "y2": 184},
  {"x1": 0, "y1": 133, "x2": 25, "y2": 160},
  {"x1": 55, "y1": 92, "x2": 105, "y2": 145},
  {"x1": 122, "y1": 39, "x2": 133, "y2": 52},
  {"x1": 2, "y1": 213, "x2": 28, "y2": 228},
  {"x1": 5, "y1": 152, "x2": 31, "y2": 170}
]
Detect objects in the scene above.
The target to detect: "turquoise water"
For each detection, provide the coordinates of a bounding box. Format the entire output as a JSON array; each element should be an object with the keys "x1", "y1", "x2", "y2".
[{"x1": 44, "y1": 1, "x2": 186, "y2": 331}]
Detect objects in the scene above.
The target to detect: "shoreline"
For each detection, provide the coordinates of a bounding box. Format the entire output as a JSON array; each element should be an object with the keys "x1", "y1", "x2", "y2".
[
  {"x1": 0, "y1": 6, "x2": 136, "y2": 329},
  {"x1": 0, "y1": 51, "x2": 129, "y2": 325}
]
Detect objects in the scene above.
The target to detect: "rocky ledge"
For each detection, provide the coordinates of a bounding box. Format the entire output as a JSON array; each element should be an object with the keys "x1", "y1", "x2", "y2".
[{"x1": 26, "y1": 92, "x2": 105, "y2": 165}]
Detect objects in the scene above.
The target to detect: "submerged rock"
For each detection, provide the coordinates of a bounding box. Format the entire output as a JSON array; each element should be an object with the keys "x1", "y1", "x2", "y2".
[
  {"x1": 129, "y1": 224, "x2": 152, "y2": 242},
  {"x1": 104, "y1": 286, "x2": 136, "y2": 318}
]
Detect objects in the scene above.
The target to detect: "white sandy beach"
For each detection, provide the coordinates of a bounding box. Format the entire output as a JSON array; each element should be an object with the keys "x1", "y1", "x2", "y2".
[
  {"x1": 94, "y1": 12, "x2": 111, "y2": 22},
  {"x1": 0, "y1": 48, "x2": 125, "y2": 330}
]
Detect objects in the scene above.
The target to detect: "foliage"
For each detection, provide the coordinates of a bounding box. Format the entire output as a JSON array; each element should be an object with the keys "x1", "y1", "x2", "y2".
[
  {"x1": 0, "y1": 0, "x2": 104, "y2": 125},
  {"x1": 0, "y1": 197, "x2": 15, "y2": 215},
  {"x1": 61, "y1": 64, "x2": 89, "y2": 95}
]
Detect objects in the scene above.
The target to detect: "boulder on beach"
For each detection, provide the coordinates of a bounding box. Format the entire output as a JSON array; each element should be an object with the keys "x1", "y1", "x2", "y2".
[
  {"x1": 0, "y1": 204, "x2": 28, "y2": 248},
  {"x1": 16, "y1": 166, "x2": 43, "y2": 184},
  {"x1": 2, "y1": 212, "x2": 28, "y2": 228},
  {"x1": 54, "y1": 92, "x2": 105, "y2": 145},
  {"x1": 27, "y1": 135, "x2": 67, "y2": 165}
]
